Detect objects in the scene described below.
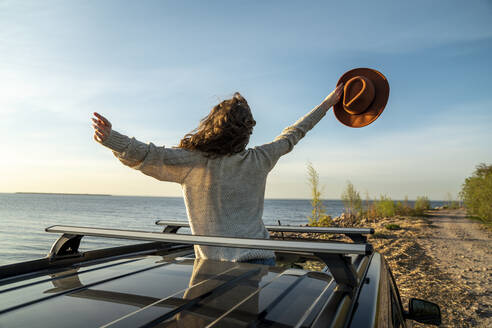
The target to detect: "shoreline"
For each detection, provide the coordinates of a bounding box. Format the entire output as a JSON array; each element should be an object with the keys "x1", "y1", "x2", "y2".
[
  {"x1": 5, "y1": 192, "x2": 448, "y2": 202},
  {"x1": 15, "y1": 192, "x2": 112, "y2": 196}
]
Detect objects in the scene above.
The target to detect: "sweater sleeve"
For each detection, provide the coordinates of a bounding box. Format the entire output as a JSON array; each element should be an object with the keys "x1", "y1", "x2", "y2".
[
  {"x1": 101, "y1": 130, "x2": 199, "y2": 184},
  {"x1": 254, "y1": 103, "x2": 329, "y2": 171}
]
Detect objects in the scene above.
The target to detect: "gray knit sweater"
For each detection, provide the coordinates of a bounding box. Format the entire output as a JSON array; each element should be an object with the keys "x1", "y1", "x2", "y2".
[{"x1": 101, "y1": 102, "x2": 329, "y2": 262}]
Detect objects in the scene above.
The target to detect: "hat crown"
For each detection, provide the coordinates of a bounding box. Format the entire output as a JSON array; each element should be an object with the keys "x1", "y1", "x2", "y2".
[{"x1": 342, "y1": 76, "x2": 375, "y2": 115}]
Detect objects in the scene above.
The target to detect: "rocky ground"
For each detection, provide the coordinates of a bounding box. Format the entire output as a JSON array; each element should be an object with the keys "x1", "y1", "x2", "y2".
[{"x1": 271, "y1": 209, "x2": 491, "y2": 327}]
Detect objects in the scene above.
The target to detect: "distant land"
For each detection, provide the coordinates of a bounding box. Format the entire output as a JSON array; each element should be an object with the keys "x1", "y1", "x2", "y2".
[{"x1": 15, "y1": 192, "x2": 111, "y2": 196}]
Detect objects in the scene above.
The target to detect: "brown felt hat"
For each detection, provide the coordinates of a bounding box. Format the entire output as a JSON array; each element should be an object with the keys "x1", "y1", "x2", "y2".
[{"x1": 333, "y1": 68, "x2": 389, "y2": 128}]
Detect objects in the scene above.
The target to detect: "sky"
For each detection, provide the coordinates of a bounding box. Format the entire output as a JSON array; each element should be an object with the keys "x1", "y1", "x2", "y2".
[{"x1": 1, "y1": 0, "x2": 491, "y2": 200}]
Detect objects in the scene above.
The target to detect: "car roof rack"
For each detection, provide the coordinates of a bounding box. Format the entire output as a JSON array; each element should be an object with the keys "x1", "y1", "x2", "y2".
[
  {"x1": 155, "y1": 220, "x2": 374, "y2": 243},
  {"x1": 45, "y1": 225, "x2": 373, "y2": 289}
]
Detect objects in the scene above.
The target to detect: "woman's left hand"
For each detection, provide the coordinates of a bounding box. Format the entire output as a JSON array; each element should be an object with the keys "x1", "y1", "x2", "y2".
[{"x1": 323, "y1": 84, "x2": 344, "y2": 108}]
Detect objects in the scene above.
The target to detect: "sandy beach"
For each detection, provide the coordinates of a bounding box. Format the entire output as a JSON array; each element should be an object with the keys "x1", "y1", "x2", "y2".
[{"x1": 272, "y1": 209, "x2": 491, "y2": 327}]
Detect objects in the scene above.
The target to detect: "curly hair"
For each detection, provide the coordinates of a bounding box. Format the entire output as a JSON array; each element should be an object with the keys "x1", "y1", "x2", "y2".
[{"x1": 178, "y1": 92, "x2": 256, "y2": 157}]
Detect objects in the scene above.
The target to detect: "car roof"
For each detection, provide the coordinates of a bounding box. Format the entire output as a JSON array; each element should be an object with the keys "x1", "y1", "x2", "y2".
[
  {"x1": 0, "y1": 251, "x2": 371, "y2": 327},
  {"x1": 1, "y1": 223, "x2": 375, "y2": 327}
]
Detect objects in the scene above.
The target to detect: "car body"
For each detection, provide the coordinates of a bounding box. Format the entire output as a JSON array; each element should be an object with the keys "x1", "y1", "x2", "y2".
[{"x1": 0, "y1": 222, "x2": 441, "y2": 327}]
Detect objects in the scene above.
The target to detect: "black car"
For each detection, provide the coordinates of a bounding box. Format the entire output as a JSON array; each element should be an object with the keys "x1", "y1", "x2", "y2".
[{"x1": 0, "y1": 221, "x2": 441, "y2": 327}]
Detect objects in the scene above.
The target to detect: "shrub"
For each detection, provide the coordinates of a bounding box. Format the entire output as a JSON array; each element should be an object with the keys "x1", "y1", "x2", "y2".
[
  {"x1": 308, "y1": 215, "x2": 333, "y2": 227},
  {"x1": 414, "y1": 196, "x2": 431, "y2": 214},
  {"x1": 384, "y1": 224, "x2": 401, "y2": 230},
  {"x1": 395, "y1": 196, "x2": 413, "y2": 216},
  {"x1": 365, "y1": 203, "x2": 378, "y2": 221},
  {"x1": 444, "y1": 192, "x2": 461, "y2": 209},
  {"x1": 460, "y1": 163, "x2": 492, "y2": 223},
  {"x1": 341, "y1": 181, "x2": 362, "y2": 217},
  {"x1": 449, "y1": 201, "x2": 460, "y2": 209},
  {"x1": 366, "y1": 195, "x2": 430, "y2": 219},
  {"x1": 374, "y1": 195, "x2": 395, "y2": 217},
  {"x1": 306, "y1": 162, "x2": 332, "y2": 227}
]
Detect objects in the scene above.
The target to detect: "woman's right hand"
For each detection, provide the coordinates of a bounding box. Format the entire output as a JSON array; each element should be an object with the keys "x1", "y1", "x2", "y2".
[{"x1": 92, "y1": 112, "x2": 112, "y2": 143}]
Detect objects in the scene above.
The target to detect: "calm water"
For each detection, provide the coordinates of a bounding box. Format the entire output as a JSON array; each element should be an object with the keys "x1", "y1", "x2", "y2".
[{"x1": 0, "y1": 193, "x2": 444, "y2": 266}]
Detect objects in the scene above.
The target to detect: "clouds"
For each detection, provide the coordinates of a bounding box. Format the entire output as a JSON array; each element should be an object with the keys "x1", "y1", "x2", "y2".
[
  {"x1": 1, "y1": 0, "x2": 491, "y2": 199},
  {"x1": 3, "y1": 1, "x2": 492, "y2": 69},
  {"x1": 266, "y1": 100, "x2": 492, "y2": 199}
]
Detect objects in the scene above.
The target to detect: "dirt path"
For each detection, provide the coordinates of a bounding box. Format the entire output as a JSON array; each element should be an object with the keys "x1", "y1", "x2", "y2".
[
  {"x1": 273, "y1": 209, "x2": 491, "y2": 326},
  {"x1": 417, "y1": 209, "x2": 491, "y2": 327}
]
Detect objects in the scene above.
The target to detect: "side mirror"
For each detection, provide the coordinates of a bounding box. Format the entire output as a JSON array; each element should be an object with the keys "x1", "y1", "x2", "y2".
[{"x1": 406, "y1": 298, "x2": 441, "y2": 326}]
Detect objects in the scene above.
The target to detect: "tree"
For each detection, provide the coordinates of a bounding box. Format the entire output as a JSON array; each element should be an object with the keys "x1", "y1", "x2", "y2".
[
  {"x1": 460, "y1": 163, "x2": 492, "y2": 222},
  {"x1": 306, "y1": 162, "x2": 332, "y2": 226}
]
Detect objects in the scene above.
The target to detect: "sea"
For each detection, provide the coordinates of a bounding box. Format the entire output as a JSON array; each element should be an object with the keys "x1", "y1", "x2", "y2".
[{"x1": 0, "y1": 193, "x2": 445, "y2": 266}]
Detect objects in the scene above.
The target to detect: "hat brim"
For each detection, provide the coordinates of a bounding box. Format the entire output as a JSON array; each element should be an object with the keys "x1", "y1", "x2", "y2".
[{"x1": 333, "y1": 68, "x2": 389, "y2": 128}]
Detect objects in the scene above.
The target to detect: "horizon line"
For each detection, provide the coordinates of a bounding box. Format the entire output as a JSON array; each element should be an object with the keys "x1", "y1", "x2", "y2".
[{"x1": 3, "y1": 192, "x2": 449, "y2": 202}]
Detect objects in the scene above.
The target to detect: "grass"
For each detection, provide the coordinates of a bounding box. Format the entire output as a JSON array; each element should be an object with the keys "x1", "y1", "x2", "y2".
[
  {"x1": 306, "y1": 162, "x2": 333, "y2": 227},
  {"x1": 384, "y1": 223, "x2": 401, "y2": 230}
]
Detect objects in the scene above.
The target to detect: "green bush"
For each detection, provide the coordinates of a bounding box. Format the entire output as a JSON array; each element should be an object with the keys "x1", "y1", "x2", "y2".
[
  {"x1": 365, "y1": 194, "x2": 431, "y2": 219},
  {"x1": 447, "y1": 201, "x2": 460, "y2": 209},
  {"x1": 384, "y1": 224, "x2": 401, "y2": 230},
  {"x1": 374, "y1": 195, "x2": 395, "y2": 217},
  {"x1": 452, "y1": 201, "x2": 460, "y2": 209},
  {"x1": 341, "y1": 181, "x2": 362, "y2": 217},
  {"x1": 308, "y1": 215, "x2": 333, "y2": 227},
  {"x1": 395, "y1": 196, "x2": 414, "y2": 216},
  {"x1": 414, "y1": 196, "x2": 431, "y2": 214},
  {"x1": 460, "y1": 163, "x2": 492, "y2": 223}
]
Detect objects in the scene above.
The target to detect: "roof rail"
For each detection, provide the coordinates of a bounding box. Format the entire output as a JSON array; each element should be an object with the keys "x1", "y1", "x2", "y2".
[
  {"x1": 46, "y1": 225, "x2": 373, "y2": 288},
  {"x1": 155, "y1": 220, "x2": 374, "y2": 243}
]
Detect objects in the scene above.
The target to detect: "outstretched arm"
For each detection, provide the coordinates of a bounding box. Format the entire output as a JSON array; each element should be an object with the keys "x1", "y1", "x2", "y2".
[
  {"x1": 255, "y1": 84, "x2": 343, "y2": 170},
  {"x1": 91, "y1": 112, "x2": 197, "y2": 183}
]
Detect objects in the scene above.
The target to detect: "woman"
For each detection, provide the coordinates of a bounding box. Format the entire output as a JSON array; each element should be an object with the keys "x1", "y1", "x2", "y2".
[{"x1": 92, "y1": 85, "x2": 343, "y2": 265}]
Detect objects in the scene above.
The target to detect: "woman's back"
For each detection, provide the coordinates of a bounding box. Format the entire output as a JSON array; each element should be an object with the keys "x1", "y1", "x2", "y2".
[{"x1": 181, "y1": 148, "x2": 275, "y2": 261}]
